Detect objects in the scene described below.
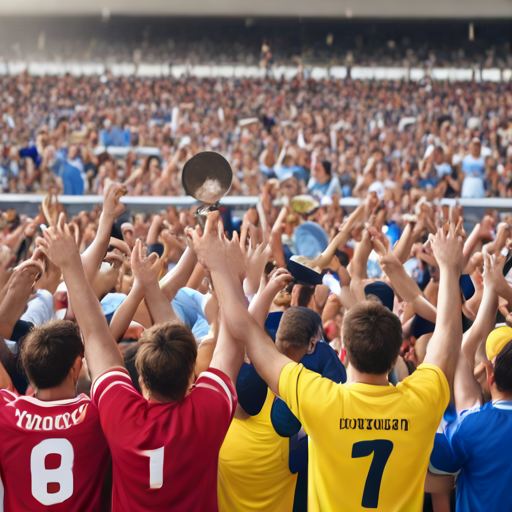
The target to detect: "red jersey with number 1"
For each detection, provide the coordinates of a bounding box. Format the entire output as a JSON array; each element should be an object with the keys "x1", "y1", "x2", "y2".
[
  {"x1": 0, "y1": 389, "x2": 110, "y2": 512},
  {"x1": 91, "y1": 367, "x2": 237, "y2": 512}
]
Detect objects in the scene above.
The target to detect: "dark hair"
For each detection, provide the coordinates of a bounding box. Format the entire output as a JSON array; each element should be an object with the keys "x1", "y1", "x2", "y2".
[
  {"x1": 136, "y1": 322, "x2": 197, "y2": 402},
  {"x1": 21, "y1": 320, "x2": 84, "y2": 390},
  {"x1": 321, "y1": 160, "x2": 332, "y2": 176},
  {"x1": 143, "y1": 155, "x2": 161, "y2": 172},
  {"x1": 494, "y1": 340, "x2": 512, "y2": 393},
  {"x1": 343, "y1": 301, "x2": 402, "y2": 375},
  {"x1": 276, "y1": 307, "x2": 322, "y2": 350}
]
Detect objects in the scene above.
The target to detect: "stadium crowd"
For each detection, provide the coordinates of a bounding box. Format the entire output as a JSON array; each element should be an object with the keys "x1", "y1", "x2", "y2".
[
  {"x1": 0, "y1": 169, "x2": 510, "y2": 511},
  {"x1": 2, "y1": 74, "x2": 512, "y2": 203}
]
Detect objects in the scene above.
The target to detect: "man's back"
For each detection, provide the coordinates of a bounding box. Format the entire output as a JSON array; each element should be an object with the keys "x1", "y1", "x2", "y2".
[
  {"x1": 91, "y1": 367, "x2": 236, "y2": 512},
  {"x1": 0, "y1": 390, "x2": 109, "y2": 512},
  {"x1": 218, "y1": 389, "x2": 297, "y2": 512},
  {"x1": 431, "y1": 401, "x2": 512, "y2": 512},
  {"x1": 279, "y1": 362, "x2": 449, "y2": 512}
]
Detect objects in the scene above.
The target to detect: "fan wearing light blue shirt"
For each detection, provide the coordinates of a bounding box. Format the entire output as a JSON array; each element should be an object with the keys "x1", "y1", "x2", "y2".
[{"x1": 460, "y1": 138, "x2": 486, "y2": 198}]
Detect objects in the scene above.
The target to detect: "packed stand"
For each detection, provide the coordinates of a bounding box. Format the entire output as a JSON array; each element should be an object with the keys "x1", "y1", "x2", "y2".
[
  {"x1": 2, "y1": 74, "x2": 512, "y2": 203},
  {"x1": 0, "y1": 178, "x2": 510, "y2": 511}
]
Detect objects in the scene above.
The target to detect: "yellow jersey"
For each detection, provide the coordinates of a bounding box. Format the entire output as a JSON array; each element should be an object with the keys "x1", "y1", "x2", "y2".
[
  {"x1": 279, "y1": 362, "x2": 449, "y2": 512},
  {"x1": 218, "y1": 389, "x2": 297, "y2": 512}
]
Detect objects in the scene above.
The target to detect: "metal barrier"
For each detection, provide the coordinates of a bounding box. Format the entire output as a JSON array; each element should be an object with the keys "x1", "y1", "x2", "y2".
[
  {"x1": 1, "y1": 194, "x2": 511, "y2": 219},
  {"x1": 0, "y1": 61, "x2": 510, "y2": 82}
]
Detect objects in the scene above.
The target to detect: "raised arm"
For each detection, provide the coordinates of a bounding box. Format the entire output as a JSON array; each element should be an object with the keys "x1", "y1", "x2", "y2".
[
  {"x1": 248, "y1": 268, "x2": 293, "y2": 327},
  {"x1": 376, "y1": 244, "x2": 437, "y2": 323},
  {"x1": 188, "y1": 214, "x2": 290, "y2": 393},
  {"x1": 423, "y1": 228, "x2": 464, "y2": 385},
  {"x1": 0, "y1": 259, "x2": 44, "y2": 340},
  {"x1": 131, "y1": 240, "x2": 179, "y2": 326},
  {"x1": 461, "y1": 253, "x2": 503, "y2": 366},
  {"x1": 38, "y1": 214, "x2": 123, "y2": 382},
  {"x1": 81, "y1": 182, "x2": 127, "y2": 288}
]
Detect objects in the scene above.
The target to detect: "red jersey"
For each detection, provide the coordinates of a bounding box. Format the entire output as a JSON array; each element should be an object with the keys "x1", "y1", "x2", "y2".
[
  {"x1": 0, "y1": 389, "x2": 110, "y2": 512},
  {"x1": 91, "y1": 367, "x2": 237, "y2": 512}
]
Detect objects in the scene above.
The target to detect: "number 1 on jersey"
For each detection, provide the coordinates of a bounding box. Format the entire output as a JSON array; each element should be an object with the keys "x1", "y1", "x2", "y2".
[
  {"x1": 352, "y1": 440, "x2": 393, "y2": 509},
  {"x1": 145, "y1": 447, "x2": 164, "y2": 489}
]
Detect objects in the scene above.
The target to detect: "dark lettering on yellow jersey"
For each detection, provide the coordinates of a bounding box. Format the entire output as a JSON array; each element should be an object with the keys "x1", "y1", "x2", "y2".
[{"x1": 339, "y1": 418, "x2": 409, "y2": 431}]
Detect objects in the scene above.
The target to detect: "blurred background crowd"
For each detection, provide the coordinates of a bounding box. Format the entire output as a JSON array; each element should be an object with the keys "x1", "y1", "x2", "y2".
[{"x1": 2, "y1": 74, "x2": 512, "y2": 203}]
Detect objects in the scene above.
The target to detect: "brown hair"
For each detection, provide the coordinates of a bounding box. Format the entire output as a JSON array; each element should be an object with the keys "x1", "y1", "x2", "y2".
[
  {"x1": 135, "y1": 322, "x2": 197, "y2": 402},
  {"x1": 21, "y1": 320, "x2": 84, "y2": 389},
  {"x1": 276, "y1": 306, "x2": 322, "y2": 350},
  {"x1": 343, "y1": 301, "x2": 402, "y2": 375}
]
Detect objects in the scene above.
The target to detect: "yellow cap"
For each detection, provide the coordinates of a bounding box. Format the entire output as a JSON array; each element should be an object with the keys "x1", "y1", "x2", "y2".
[{"x1": 486, "y1": 326, "x2": 512, "y2": 362}]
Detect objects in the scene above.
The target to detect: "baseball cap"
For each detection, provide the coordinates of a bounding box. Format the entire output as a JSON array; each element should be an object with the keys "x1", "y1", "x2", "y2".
[
  {"x1": 265, "y1": 311, "x2": 283, "y2": 341},
  {"x1": 486, "y1": 326, "x2": 512, "y2": 362},
  {"x1": 287, "y1": 256, "x2": 324, "y2": 286},
  {"x1": 364, "y1": 281, "x2": 395, "y2": 311}
]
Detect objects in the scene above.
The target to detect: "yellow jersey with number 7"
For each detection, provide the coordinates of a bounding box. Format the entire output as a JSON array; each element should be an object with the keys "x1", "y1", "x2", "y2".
[{"x1": 279, "y1": 362, "x2": 449, "y2": 512}]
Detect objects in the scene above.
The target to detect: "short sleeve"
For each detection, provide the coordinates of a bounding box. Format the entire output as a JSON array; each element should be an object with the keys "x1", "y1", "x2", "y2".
[
  {"x1": 278, "y1": 362, "x2": 337, "y2": 432},
  {"x1": 91, "y1": 367, "x2": 142, "y2": 440},
  {"x1": 195, "y1": 368, "x2": 238, "y2": 424},
  {"x1": 398, "y1": 363, "x2": 450, "y2": 420}
]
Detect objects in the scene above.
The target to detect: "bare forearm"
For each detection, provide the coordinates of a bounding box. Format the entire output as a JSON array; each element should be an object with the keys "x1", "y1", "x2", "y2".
[
  {"x1": 462, "y1": 286, "x2": 498, "y2": 365},
  {"x1": 82, "y1": 213, "x2": 115, "y2": 284},
  {"x1": 62, "y1": 261, "x2": 123, "y2": 379},
  {"x1": 144, "y1": 281, "x2": 179, "y2": 325},
  {"x1": 0, "y1": 281, "x2": 33, "y2": 339},
  {"x1": 392, "y1": 224, "x2": 414, "y2": 264},
  {"x1": 424, "y1": 266, "x2": 462, "y2": 382},
  {"x1": 211, "y1": 268, "x2": 289, "y2": 394},
  {"x1": 160, "y1": 247, "x2": 198, "y2": 301},
  {"x1": 248, "y1": 285, "x2": 278, "y2": 327},
  {"x1": 109, "y1": 285, "x2": 145, "y2": 342}
]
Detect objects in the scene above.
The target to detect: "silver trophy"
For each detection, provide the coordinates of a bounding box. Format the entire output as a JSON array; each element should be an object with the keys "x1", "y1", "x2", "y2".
[{"x1": 182, "y1": 151, "x2": 233, "y2": 228}]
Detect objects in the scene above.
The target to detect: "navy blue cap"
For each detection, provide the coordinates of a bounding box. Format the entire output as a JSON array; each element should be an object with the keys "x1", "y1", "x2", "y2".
[
  {"x1": 459, "y1": 274, "x2": 475, "y2": 301},
  {"x1": 287, "y1": 257, "x2": 324, "y2": 286},
  {"x1": 293, "y1": 221, "x2": 329, "y2": 258},
  {"x1": 265, "y1": 311, "x2": 283, "y2": 341},
  {"x1": 364, "y1": 281, "x2": 395, "y2": 311}
]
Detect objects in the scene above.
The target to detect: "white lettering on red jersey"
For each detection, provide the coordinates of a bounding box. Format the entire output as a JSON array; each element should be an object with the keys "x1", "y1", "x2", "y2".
[
  {"x1": 0, "y1": 389, "x2": 109, "y2": 512},
  {"x1": 91, "y1": 366, "x2": 237, "y2": 512}
]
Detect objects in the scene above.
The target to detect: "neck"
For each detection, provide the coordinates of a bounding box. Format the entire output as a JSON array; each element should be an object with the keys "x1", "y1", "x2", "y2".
[
  {"x1": 347, "y1": 366, "x2": 390, "y2": 386},
  {"x1": 35, "y1": 385, "x2": 76, "y2": 402},
  {"x1": 492, "y1": 389, "x2": 512, "y2": 403}
]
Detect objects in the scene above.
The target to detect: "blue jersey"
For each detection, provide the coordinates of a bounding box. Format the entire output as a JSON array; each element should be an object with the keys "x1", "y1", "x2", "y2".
[{"x1": 430, "y1": 400, "x2": 512, "y2": 512}]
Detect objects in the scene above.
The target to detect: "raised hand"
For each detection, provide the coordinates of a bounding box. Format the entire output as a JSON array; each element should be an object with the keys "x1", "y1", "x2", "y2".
[
  {"x1": 482, "y1": 253, "x2": 507, "y2": 293},
  {"x1": 266, "y1": 267, "x2": 293, "y2": 292},
  {"x1": 131, "y1": 239, "x2": 162, "y2": 289},
  {"x1": 103, "y1": 181, "x2": 127, "y2": 220},
  {"x1": 37, "y1": 213, "x2": 81, "y2": 270},
  {"x1": 187, "y1": 211, "x2": 247, "y2": 283},
  {"x1": 243, "y1": 240, "x2": 272, "y2": 296},
  {"x1": 430, "y1": 226, "x2": 463, "y2": 273}
]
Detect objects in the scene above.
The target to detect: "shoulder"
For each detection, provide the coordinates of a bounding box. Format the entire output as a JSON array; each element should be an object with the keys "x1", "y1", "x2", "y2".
[
  {"x1": 194, "y1": 368, "x2": 237, "y2": 418},
  {"x1": 0, "y1": 387, "x2": 20, "y2": 406},
  {"x1": 91, "y1": 367, "x2": 135, "y2": 408},
  {"x1": 398, "y1": 363, "x2": 450, "y2": 406}
]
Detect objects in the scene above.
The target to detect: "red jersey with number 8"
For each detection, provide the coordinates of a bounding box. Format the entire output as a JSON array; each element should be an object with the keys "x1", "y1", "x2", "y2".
[
  {"x1": 91, "y1": 367, "x2": 237, "y2": 512},
  {"x1": 0, "y1": 389, "x2": 110, "y2": 512}
]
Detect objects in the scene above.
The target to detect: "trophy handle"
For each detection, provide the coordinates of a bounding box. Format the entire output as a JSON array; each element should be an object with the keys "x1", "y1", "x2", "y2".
[{"x1": 195, "y1": 203, "x2": 220, "y2": 229}]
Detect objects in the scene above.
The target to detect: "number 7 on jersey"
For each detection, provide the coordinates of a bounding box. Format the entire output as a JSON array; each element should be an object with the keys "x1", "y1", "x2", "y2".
[{"x1": 352, "y1": 440, "x2": 393, "y2": 509}]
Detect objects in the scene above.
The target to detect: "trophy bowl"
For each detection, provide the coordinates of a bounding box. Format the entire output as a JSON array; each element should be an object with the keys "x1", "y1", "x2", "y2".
[{"x1": 182, "y1": 151, "x2": 233, "y2": 227}]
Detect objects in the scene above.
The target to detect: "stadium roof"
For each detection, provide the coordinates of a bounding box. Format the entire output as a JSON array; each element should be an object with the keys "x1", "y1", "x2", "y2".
[{"x1": 0, "y1": 0, "x2": 511, "y2": 18}]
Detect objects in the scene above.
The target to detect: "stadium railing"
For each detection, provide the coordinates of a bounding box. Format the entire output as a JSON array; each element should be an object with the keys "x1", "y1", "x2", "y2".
[
  {"x1": 2, "y1": 194, "x2": 511, "y2": 223},
  {"x1": 0, "y1": 62, "x2": 510, "y2": 82}
]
